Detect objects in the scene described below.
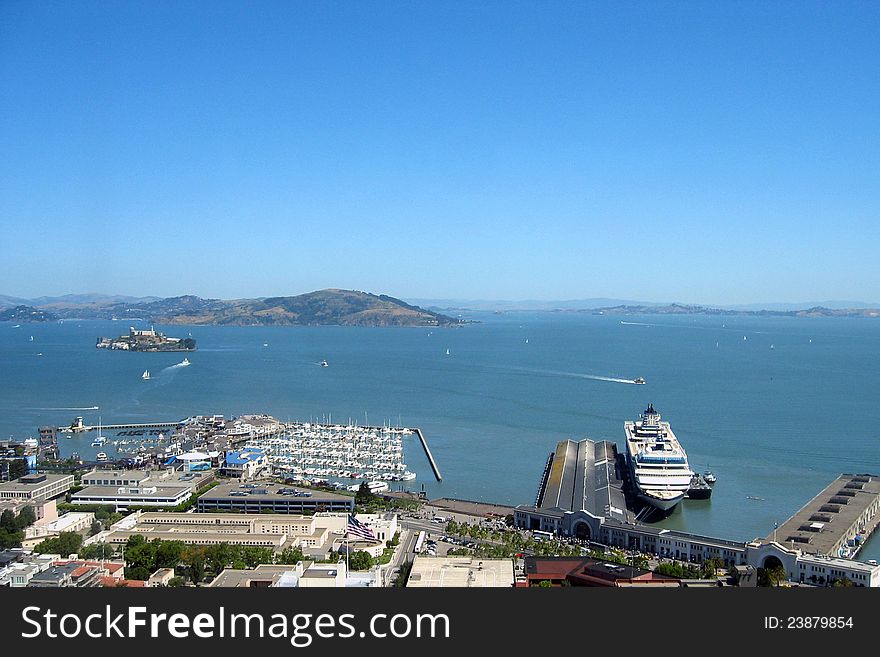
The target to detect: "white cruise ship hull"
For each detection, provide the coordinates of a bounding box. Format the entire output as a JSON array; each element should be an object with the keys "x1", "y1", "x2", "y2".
[{"x1": 636, "y1": 489, "x2": 686, "y2": 512}]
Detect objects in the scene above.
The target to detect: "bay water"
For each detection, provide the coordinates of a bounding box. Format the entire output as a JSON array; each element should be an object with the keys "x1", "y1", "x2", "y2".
[{"x1": 1, "y1": 313, "x2": 878, "y2": 559}]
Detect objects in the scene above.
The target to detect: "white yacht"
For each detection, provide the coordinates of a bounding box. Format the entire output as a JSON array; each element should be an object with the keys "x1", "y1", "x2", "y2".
[
  {"x1": 142, "y1": 369, "x2": 150, "y2": 380},
  {"x1": 96, "y1": 452, "x2": 108, "y2": 462},
  {"x1": 625, "y1": 404, "x2": 694, "y2": 513},
  {"x1": 180, "y1": 357, "x2": 190, "y2": 366}
]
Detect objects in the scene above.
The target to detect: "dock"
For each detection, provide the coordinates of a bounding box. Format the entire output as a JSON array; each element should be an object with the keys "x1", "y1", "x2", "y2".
[
  {"x1": 769, "y1": 474, "x2": 880, "y2": 559},
  {"x1": 414, "y1": 427, "x2": 442, "y2": 481},
  {"x1": 59, "y1": 421, "x2": 181, "y2": 433}
]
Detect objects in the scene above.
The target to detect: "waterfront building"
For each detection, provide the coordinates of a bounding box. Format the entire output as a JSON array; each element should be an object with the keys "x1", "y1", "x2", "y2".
[
  {"x1": 221, "y1": 448, "x2": 269, "y2": 480},
  {"x1": 514, "y1": 438, "x2": 630, "y2": 539}
]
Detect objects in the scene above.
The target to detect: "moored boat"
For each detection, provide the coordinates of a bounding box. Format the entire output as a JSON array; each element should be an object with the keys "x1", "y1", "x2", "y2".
[{"x1": 625, "y1": 404, "x2": 694, "y2": 513}]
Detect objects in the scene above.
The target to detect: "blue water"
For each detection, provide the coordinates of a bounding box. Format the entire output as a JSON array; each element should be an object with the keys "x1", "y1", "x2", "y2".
[{"x1": 2, "y1": 314, "x2": 879, "y2": 558}]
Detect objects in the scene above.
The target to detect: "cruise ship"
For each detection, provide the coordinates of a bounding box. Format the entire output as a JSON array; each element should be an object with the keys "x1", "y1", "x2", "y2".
[{"x1": 624, "y1": 404, "x2": 694, "y2": 513}]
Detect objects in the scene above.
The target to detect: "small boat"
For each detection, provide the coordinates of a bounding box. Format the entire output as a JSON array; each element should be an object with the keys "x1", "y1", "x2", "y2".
[
  {"x1": 686, "y1": 474, "x2": 713, "y2": 499},
  {"x1": 96, "y1": 452, "x2": 108, "y2": 462},
  {"x1": 263, "y1": 342, "x2": 269, "y2": 347},
  {"x1": 180, "y1": 357, "x2": 190, "y2": 366},
  {"x1": 445, "y1": 348, "x2": 450, "y2": 356},
  {"x1": 633, "y1": 377, "x2": 646, "y2": 385},
  {"x1": 12, "y1": 324, "x2": 20, "y2": 328},
  {"x1": 142, "y1": 369, "x2": 150, "y2": 380},
  {"x1": 29, "y1": 335, "x2": 34, "y2": 341},
  {"x1": 320, "y1": 360, "x2": 329, "y2": 367},
  {"x1": 704, "y1": 471, "x2": 717, "y2": 484}
]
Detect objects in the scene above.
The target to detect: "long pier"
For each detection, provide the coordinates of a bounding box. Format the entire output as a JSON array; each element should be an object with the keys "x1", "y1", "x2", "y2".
[
  {"x1": 59, "y1": 421, "x2": 181, "y2": 433},
  {"x1": 414, "y1": 428, "x2": 442, "y2": 481}
]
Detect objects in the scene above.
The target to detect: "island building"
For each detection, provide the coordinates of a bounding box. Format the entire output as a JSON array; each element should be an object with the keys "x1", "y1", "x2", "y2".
[
  {"x1": 196, "y1": 481, "x2": 354, "y2": 514},
  {"x1": 406, "y1": 556, "x2": 515, "y2": 588},
  {"x1": 70, "y1": 468, "x2": 214, "y2": 508},
  {"x1": 515, "y1": 440, "x2": 880, "y2": 586}
]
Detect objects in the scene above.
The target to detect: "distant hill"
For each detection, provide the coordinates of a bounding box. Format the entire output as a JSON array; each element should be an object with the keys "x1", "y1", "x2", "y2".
[
  {"x1": 11, "y1": 289, "x2": 463, "y2": 327},
  {"x1": 590, "y1": 304, "x2": 880, "y2": 318},
  {"x1": 0, "y1": 305, "x2": 59, "y2": 322}
]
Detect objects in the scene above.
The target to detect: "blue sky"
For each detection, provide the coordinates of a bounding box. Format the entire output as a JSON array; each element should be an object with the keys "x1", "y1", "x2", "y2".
[{"x1": 1, "y1": 2, "x2": 878, "y2": 304}]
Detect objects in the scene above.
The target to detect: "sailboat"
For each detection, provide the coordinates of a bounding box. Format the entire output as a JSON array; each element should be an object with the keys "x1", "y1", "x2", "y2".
[
  {"x1": 91, "y1": 417, "x2": 107, "y2": 447},
  {"x1": 445, "y1": 348, "x2": 450, "y2": 356},
  {"x1": 29, "y1": 335, "x2": 34, "y2": 341},
  {"x1": 142, "y1": 369, "x2": 151, "y2": 380}
]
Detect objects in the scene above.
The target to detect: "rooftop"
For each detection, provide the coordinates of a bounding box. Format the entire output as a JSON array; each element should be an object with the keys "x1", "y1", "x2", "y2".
[
  {"x1": 536, "y1": 439, "x2": 630, "y2": 522},
  {"x1": 769, "y1": 474, "x2": 880, "y2": 556},
  {"x1": 406, "y1": 556, "x2": 514, "y2": 588},
  {"x1": 199, "y1": 481, "x2": 352, "y2": 504}
]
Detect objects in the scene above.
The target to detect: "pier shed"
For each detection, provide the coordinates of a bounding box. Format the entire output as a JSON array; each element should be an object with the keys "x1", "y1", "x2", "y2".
[
  {"x1": 514, "y1": 439, "x2": 631, "y2": 540},
  {"x1": 768, "y1": 474, "x2": 880, "y2": 559}
]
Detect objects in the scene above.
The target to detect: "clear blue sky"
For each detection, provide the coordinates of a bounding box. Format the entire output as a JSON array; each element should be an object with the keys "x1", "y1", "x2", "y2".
[{"x1": 1, "y1": 1, "x2": 878, "y2": 304}]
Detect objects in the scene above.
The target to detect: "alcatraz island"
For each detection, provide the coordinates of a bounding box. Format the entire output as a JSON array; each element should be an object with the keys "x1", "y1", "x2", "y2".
[{"x1": 96, "y1": 326, "x2": 197, "y2": 352}]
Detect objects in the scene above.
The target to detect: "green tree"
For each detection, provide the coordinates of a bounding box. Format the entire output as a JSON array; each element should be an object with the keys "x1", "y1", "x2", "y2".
[
  {"x1": 155, "y1": 540, "x2": 184, "y2": 570},
  {"x1": 0, "y1": 509, "x2": 16, "y2": 533},
  {"x1": 167, "y1": 576, "x2": 186, "y2": 587},
  {"x1": 536, "y1": 580, "x2": 554, "y2": 588},
  {"x1": 276, "y1": 545, "x2": 305, "y2": 565},
  {"x1": 355, "y1": 483, "x2": 375, "y2": 506},
  {"x1": 16, "y1": 505, "x2": 36, "y2": 529},
  {"x1": 34, "y1": 531, "x2": 83, "y2": 556},
  {"x1": 348, "y1": 550, "x2": 374, "y2": 571},
  {"x1": 80, "y1": 543, "x2": 116, "y2": 560},
  {"x1": 182, "y1": 546, "x2": 207, "y2": 585}
]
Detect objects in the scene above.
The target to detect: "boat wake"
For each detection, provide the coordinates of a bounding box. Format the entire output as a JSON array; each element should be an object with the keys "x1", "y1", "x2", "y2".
[
  {"x1": 619, "y1": 321, "x2": 653, "y2": 327},
  {"x1": 28, "y1": 406, "x2": 100, "y2": 411},
  {"x1": 493, "y1": 365, "x2": 641, "y2": 385}
]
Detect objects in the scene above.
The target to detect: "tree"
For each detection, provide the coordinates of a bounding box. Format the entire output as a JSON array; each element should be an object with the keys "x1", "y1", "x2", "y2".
[
  {"x1": 0, "y1": 509, "x2": 16, "y2": 533},
  {"x1": 155, "y1": 540, "x2": 184, "y2": 570},
  {"x1": 16, "y1": 505, "x2": 36, "y2": 529},
  {"x1": 167, "y1": 576, "x2": 186, "y2": 587},
  {"x1": 89, "y1": 521, "x2": 103, "y2": 536},
  {"x1": 276, "y1": 545, "x2": 304, "y2": 565},
  {"x1": 355, "y1": 483, "x2": 375, "y2": 506},
  {"x1": 182, "y1": 546, "x2": 207, "y2": 585},
  {"x1": 348, "y1": 550, "x2": 374, "y2": 571},
  {"x1": 34, "y1": 531, "x2": 83, "y2": 557},
  {"x1": 536, "y1": 580, "x2": 554, "y2": 588},
  {"x1": 80, "y1": 543, "x2": 116, "y2": 560}
]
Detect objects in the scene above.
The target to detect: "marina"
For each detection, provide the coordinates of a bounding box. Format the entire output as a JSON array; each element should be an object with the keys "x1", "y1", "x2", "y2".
[{"x1": 242, "y1": 421, "x2": 419, "y2": 485}]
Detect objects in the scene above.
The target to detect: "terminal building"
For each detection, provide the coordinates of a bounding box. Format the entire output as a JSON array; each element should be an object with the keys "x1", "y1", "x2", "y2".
[
  {"x1": 515, "y1": 440, "x2": 880, "y2": 587},
  {"x1": 513, "y1": 439, "x2": 631, "y2": 540}
]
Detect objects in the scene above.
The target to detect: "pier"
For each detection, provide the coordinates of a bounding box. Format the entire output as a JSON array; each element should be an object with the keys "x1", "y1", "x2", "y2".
[
  {"x1": 414, "y1": 427, "x2": 442, "y2": 481},
  {"x1": 59, "y1": 420, "x2": 181, "y2": 434},
  {"x1": 768, "y1": 474, "x2": 880, "y2": 559}
]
